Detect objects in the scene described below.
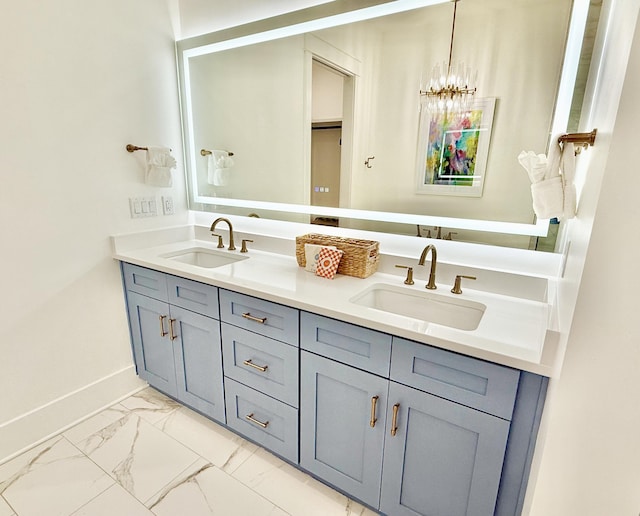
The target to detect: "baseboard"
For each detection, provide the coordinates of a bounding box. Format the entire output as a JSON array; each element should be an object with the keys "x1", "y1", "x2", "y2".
[{"x1": 0, "y1": 366, "x2": 146, "y2": 464}]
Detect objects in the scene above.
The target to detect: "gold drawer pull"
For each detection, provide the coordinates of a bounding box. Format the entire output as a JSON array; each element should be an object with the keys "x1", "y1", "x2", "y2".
[
  {"x1": 245, "y1": 413, "x2": 269, "y2": 428},
  {"x1": 169, "y1": 318, "x2": 178, "y2": 341},
  {"x1": 159, "y1": 315, "x2": 168, "y2": 337},
  {"x1": 243, "y1": 359, "x2": 268, "y2": 372},
  {"x1": 242, "y1": 312, "x2": 267, "y2": 324},
  {"x1": 391, "y1": 403, "x2": 400, "y2": 436},
  {"x1": 370, "y1": 396, "x2": 379, "y2": 428}
]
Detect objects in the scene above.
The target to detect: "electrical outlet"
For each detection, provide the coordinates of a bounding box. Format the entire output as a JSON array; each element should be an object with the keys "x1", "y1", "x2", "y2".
[{"x1": 162, "y1": 196, "x2": 175, "y2": 215}]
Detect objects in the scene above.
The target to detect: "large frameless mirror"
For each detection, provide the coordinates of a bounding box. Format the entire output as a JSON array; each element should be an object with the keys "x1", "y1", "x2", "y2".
[{"x1": 177, "y1": 0, "x2": 598, "y2": 250}]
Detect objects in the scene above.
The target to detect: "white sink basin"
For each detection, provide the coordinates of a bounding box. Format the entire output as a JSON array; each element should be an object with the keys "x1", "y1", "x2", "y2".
[
  {"x1": 350, "y1": 283, "x2": 486, "y2": 331},
  {"x1": 161, "y1": 247, "x2": 248, "y2": 268}
]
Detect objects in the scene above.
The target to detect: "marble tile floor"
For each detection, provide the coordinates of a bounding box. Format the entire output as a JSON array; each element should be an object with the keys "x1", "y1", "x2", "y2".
[{"x1": 0, "y1": 388, "x2": 378, "y2": 516}]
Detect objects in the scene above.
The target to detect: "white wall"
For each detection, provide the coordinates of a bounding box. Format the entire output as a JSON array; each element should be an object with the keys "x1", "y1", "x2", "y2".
[
  {"x1": 0, "y1": 0, "x2": 188, "y2": 461},
  {"x1": 528, "y1": 2, "x2": 640, "y2": 513}
]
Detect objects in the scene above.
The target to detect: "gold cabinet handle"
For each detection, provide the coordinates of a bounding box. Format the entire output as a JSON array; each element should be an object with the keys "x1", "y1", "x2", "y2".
[
  {"x1": 370, "y1": 396, "x2": 379, "y2": 427},
  {"x1": 159, "y1": 315, "x2": 168, "y2": 337},
  {"x1": 391, "y1": 403, "x2": 400, "y2": 436},
  {"x1": 245, "y1": 413, "x2": 269, "y2": 428},
  {"x1": 243, "y1": 359, "x2": 268, "y2": 372},
  {"x1": 242, "y1": 312, "x2": 267, "y2": 324},
  {"x1": 169, "y1": 318, "x2": 178, "y2": 341}
]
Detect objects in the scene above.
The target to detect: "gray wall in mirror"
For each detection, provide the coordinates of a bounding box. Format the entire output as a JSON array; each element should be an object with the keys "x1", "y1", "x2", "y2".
[{"x1": 178, "y1": 0, "x2": 595, "y2": 250}]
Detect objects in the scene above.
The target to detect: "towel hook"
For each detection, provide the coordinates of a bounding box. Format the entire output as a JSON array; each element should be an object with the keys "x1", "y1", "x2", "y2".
[
  {"x1": 201, "y1": 148, "x2": 234, "y2": 157},
  {"x1": 364, "y1": 156, "x2": 375, "y2": 168}
]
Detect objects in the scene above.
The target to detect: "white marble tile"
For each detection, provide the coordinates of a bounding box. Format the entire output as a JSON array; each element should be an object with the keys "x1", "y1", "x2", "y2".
[
  {"x1": 63, "y1": 403, "x2": 131, "y2": 445},
  {"x1": 147, "y1": 458, "x2": 281, "y2": 516},
  {"x1": 120, "y1": 387, "x2": 181, "y2": 425},
  {"x1": 0, "y1": 437, "x2": 114, "y2": 516},
  {"x1": 0, "y1": 496, "x2": 15, "y2": 516},
  {"x1": 232, "y1": 449, "x2": 377, "y2": 516},
  {"x1": 155, "y1": 407, "x2": 257, "y2": 473},
  {"x1": 71, "y1": 484, "x2": 153, "y2": 516},
  {"x1": 75, "y1": 412, "x2": 201, "y2": 503}
]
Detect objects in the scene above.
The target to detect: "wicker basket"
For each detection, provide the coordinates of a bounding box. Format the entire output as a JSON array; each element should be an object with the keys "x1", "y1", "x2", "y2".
[{"x1": 295, "y1": 234, "x2": 380, "y2": 278}]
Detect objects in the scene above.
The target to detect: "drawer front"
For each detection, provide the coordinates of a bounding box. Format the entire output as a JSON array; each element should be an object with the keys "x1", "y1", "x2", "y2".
[
  {"x1": 167, "y1": 275, "x2": 219, "y2": 319},
  {"x1": 219, "y1": 290, "x2": 299, "y2": 346},
  {"x1": 222, "y1": 324, "x2": 299, "y2": 407},
  {"x1": 391, "y1": 337, "x2": 520, "y2": 420},
  {"x1": 122, "y1": 262, "x2": 168, "y2": 301},
  {"x1": 224, "y1": 378, "x2": 298, "y2": 463},
  {"x1": 300, "y1": 312, "x2": 392, "y2": 377}
]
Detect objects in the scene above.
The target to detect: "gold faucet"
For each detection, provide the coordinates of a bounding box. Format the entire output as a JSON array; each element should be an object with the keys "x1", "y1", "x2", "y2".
[
  {"x1": 210, "y1": 217, "x2": 236, "y2": 250},
  {"x1": 418, "y1": 244, "x2": 437, "y2": 289}
]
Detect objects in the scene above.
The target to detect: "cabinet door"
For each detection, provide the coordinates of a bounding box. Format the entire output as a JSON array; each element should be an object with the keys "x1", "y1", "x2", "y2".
[
  {"x1": 126, "y1": 291, "x2": 177, "y2": 397},
  {"x1": 300, "y1": 352, "x2": 388, "y2": 508},
  {"x1": 380, "y1": 382, "x2": 510, "y2": 516},
  {"x1": 170, "y1": 306, "x2": 225, "y2": 422}
]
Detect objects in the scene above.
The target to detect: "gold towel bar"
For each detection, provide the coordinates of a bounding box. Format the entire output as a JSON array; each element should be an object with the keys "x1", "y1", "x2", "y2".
[
  {"x1": 126, "y1": 144, "x2": 172, "y2": 153},
  {"x1": 126, "y1": 144, "x2": 148, "y2": 152},
  {"x1": 558, "y1": 129, "x2": 597, "y2": 147},
  {"x1": 201, "y1": 148, "x2": 234, "y2": 157}
]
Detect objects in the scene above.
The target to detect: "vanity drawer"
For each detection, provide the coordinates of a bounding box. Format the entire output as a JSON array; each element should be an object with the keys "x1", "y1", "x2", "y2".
[
  {"x1": 224, "y1": 378, "x2": 298, "y2": 463},
  {"x1": 300, "y1": 312, "x2": 392, "y2": 377},
  {"x1": 391, "y1": 337, "x2": 520, "y2": 420},
  {"x1": 219, "y1": 290, "x2": 299, "y2": 346},
  {"x1": 122, "y1": 262, "x2": 168, "y2": 301},
  {"x1": 166, "y1": 275, "x2": 219, "y2": 319},
  {"x1": 222, "y1": 323, "x2": 299, "y2": 407}
]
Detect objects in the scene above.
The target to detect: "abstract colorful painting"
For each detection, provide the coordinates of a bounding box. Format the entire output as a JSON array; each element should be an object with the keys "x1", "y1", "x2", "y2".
[{"x1": 416, "y1": 97, "x2": 495, "y2": 197}]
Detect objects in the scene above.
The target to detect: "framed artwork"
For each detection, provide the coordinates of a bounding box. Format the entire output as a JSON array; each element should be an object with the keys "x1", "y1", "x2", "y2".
[{"x1": 416, "y1": 97, "x2": 496, "y2": 197}]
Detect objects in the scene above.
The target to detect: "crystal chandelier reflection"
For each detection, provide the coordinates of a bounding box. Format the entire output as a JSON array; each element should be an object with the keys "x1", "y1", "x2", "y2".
[{"x1": 420, "y1": 0, "x2": 476, "y2": 113}]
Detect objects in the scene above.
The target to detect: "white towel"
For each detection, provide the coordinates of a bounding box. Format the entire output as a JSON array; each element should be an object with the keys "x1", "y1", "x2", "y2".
[
  {"x1": 207, "y1": 150, "x2": 235, "y2": 186},
  {"x1": 519, "y1": 136, "x2": 566, "y2": 220},
  {"x1": 561, "y1": 142, "x2": 576, "y2": 220},
  {"x1": 145, "y1": 147, "x2": 176, "y2": 187},
  {"x1": 531, "y1": 177, "x2": 564, "y2": 220},
  {"x1": 517, "y1": 151, "x2": 547, "y2": 184}
]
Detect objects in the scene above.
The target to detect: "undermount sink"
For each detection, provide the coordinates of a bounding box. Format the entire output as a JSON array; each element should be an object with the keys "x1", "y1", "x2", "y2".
[
  {"x1": 161, "y1": 247, "x2": 248, "y2": 268},
  {"x1": 350, "y1": 283, "x2": 486, "y2": 331}
]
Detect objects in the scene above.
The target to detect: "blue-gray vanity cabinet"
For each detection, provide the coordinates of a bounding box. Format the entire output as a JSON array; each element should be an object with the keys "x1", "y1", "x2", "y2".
[
  {"x1": 122, "y1": 263, "x2": 225, "y2": 423},
  {"x1": 219, "y1": 289, "x2": 300, "y2": 463},
  {"x1": 127, "y1": 290, "x2": 178, "y2": 397},
  {"x1": 300, "y1": 351, "x2": 389, "y2": 508},
  {"x1": 379, "y1": 381, "x2": 511, "y2": 516}
]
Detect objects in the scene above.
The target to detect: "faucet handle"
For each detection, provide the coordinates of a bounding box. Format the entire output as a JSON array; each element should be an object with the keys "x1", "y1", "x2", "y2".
[
  {"x1": 240, "y1": 239, "x2": 253, "y2": 253},
  {"x1": 211, "y1": 233, "x2": 224, "y2": 248},
  {"x1": 451, "y1": 275, "x2": 476, "y2": 294},
  {"x1": 444, "y1": 232, "x2": 457, "y2": 240},
  {"x1": 395, "y1": 265, "x2": 414, "y2": 285}
]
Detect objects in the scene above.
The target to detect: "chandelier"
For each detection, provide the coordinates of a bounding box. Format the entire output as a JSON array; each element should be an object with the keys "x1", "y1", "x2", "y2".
[{"x1": 420, "y1": 0, "x2": 476, "y2": 113}]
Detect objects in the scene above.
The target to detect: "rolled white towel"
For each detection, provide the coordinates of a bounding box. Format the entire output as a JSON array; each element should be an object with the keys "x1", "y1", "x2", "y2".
[{"x1": 531, "y1": 176, "x2": 564, "y2": 220}]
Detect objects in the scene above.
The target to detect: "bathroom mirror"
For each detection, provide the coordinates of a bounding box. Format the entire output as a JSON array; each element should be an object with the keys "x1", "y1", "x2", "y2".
[{"x1": 177, "y1": 0, "x2": 595, "y2": 249}]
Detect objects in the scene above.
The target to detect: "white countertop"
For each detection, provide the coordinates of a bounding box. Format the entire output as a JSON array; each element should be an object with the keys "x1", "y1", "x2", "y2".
[{"x1": 112, "y1": 231, "x2": 559, "y2": 376}]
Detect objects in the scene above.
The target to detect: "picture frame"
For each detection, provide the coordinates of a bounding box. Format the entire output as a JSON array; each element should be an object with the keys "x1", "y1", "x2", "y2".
[{"x1": 415, "y1": 97, "x2": 496, "y2": 197}]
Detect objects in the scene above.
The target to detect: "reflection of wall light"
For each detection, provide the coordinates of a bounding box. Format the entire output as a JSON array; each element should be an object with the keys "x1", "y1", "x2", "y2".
[{"x1": 182, "y1": 0, "x2": 448, "y2": 57}]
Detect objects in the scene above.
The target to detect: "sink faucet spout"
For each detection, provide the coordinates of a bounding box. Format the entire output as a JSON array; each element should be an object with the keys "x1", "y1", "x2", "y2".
[
  {"x1": 210, "y1": 217, "x2": 236, "y2": 250},
  {"x1": 418, "y1": 244, "x2": 437, "y2": 290}
]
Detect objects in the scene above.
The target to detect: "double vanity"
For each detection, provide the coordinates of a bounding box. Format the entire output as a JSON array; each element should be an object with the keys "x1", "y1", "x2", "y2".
[{"x1": 113, "y1": 224, "x2": 555, "y2": 516}]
